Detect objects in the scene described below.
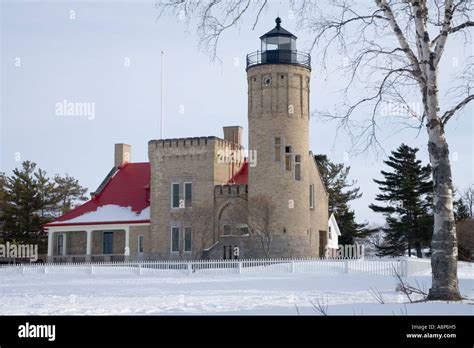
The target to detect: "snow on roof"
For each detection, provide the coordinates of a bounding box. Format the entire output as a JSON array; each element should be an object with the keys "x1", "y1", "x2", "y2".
[
  {"x1": 48, "y1": 205, "x2": 149, "y2": 225},
  {"x1": 44, "y1": 162, "x2": 150, "y2": 227}
]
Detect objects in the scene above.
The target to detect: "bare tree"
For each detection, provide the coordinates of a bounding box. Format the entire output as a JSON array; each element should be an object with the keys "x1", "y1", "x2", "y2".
[
  {"x1": 181, "y1": 204, "x2": 215, "y2": 259},
  {"x1": 246, "y1": 195, "x2": 275, "y2": 258},
  {"x1": 156, "y1": 0, "x2": 473, "y2": 300},
  {"x1": 462, "y1": 185, "x2": 474, "y2": 218}
]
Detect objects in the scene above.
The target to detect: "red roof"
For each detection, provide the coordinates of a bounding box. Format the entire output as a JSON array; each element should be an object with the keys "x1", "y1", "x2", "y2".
[
  {"x1": 44, "y1": 162, "x2": 150, "y2": 227},
  {"x1": 228, "y1": 161, "x2": 248, "y2": 184}
]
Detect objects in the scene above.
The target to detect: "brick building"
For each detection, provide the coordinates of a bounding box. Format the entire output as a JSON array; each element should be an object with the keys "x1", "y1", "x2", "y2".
[{"x1": 45, "y1": 18, "x2": 330, "y2": 261}]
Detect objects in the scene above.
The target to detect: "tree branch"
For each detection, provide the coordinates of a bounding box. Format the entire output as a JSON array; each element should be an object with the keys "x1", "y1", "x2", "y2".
[
  {"x1": 375, "y1": 0, "x2": 424, "y2": 82},
  {"x1": 433, "y1": 0, "x2": 455, "y2": 67},
  {"x1": 441, "y1": 94, "x2": 474, "y2": 125},
  {"x1": 251, "y1": 0, "x2": 268, "y2": 30},
  {"x1": 431, "y1": 20, "x2": 474, "y2": 45}
]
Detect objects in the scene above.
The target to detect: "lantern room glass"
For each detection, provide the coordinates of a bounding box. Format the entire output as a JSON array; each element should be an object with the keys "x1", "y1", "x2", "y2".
[{"x1": 261, "y1": 36, "x2": 295, "y2": 52}]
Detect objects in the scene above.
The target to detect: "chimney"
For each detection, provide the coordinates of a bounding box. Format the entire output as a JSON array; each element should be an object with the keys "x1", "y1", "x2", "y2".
[
  {"x1": 114, "y1": 143, "x2": 131, "y2": 167},
  {"x1": 223, "y1": 126, "x2": 243, "y2": 147}
]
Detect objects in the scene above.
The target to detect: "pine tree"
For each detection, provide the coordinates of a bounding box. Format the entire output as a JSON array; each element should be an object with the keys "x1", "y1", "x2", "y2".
[
  {"x1": 315, "y1": 154, "x2": 369, "y2": 244},
  {"x1": 3, "y1": 161, "x2": 42, "y2": 243},
  {"x1": 454, "y1": 197, "x2": 470, "y2": 222},
  {"x1": 0, "y1": 172, "x2": 6, "y2": 238},
  {"x1": 53, "y1": 174, "x2": 88, "y2": 216},
  {"x1": 2, "y1": 161, "x2": 88, "y2": 252},
  {"x1": 370, "y1": 144, "x2": 433, "y2": 258}
]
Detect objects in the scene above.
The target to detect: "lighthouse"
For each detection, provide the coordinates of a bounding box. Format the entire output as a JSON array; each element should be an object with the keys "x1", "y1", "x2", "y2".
[{"x1": 246, "y1": 18, "x2": 327, "y2": 257}]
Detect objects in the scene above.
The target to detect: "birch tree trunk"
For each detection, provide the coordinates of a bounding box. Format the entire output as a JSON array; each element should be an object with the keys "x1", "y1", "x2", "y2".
[
  {"x1": 425, "y1": 86, "x2": 462, "y2": 300},
  {"x1": 412, "y1": 0, "x2": 462, "y2": 300},
  {"x1": 376, "y1": 0, "x2": 463, "y2": 300}
]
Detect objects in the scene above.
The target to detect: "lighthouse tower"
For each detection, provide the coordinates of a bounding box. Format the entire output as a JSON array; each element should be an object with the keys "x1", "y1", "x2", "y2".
[{"x1": 246, "y1": 18, "x2": 326, "y2": 257}]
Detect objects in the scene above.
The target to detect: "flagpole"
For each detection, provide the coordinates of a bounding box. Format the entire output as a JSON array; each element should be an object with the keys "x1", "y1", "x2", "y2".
[{"x1": 160, "y1": 50, "x2": 164, "y2": 139}]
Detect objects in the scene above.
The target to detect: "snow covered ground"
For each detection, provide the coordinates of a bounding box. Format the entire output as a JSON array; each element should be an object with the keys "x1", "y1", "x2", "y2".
[{"x1": 0, "y1": 262, "x2": 472, "y2": 315}]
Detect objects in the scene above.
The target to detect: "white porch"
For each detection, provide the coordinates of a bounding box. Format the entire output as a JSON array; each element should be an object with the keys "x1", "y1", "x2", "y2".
[{"x1": 46, "y1": 223, "x2": 148, "y2": 263}]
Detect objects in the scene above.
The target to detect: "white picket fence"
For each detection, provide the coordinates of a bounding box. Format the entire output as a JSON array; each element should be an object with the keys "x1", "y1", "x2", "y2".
[{"x1": 0, "y1": 257, "x2": 431, "y2": 277}]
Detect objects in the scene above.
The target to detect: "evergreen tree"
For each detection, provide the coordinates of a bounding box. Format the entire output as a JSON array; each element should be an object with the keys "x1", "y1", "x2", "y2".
[
  {"x1": 2, "y1": 161, "x2": 88, "y2": 252},
  {"x1": 53, "y1": 174, "x2": 88, "y2": 216},
  {"x1": 369, "y1": 144, "x2": 433, "y2": 258},
  {"x1": 0, "y1": 172, "x2": 6, "y2": 238},
  {"x1": 3, "y1": 161, "x2": 42, "y2": 243},
  {"x1": 36, "y1": 169, "x2": 60, "y2": 221},
  {"x1": 454, "y1": 197, "x2": 470, "y2": 222},
  {"x1": 315, "y1": 154, "x2": 369, "y2": 244}
]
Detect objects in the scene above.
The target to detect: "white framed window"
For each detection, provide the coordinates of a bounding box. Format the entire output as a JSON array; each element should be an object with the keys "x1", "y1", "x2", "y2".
[
  {"x1": 274, "y1": 137, "x2": 281, "y2": 161},
  {"x1": 184, "y1": 227, "x2": 192, "y2": 252},
  {"x1": 171, "y1": 183, "x2": 180, "y2": 208},
  {"x1": 171, "y1": 226, "x2": 180, "y2": 252},
  {"x1": 138, "y1": 235, "x2": 144, "y2": 254},
  {"x1": 285, "y1": 145, "x2": 292, "y2": 171},
  {"x1": 295, "y1": 155, "x2": 301, "y2": 180},
  {"x1": 184, "y1": 182, "x2": 193, "y2": 207},
  {"x1": 328, "y1": 226, "x2": 332, "y2": 240},
  {"x1": 57, "y1": 233, "x2": 65, "y2": 256},
  {"x1": 309, "y1": 184, "x2": 315, "y2": 209}
]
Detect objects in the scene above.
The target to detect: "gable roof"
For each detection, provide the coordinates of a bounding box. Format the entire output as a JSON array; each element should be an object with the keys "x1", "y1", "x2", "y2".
[{"x1": 44, "y1": 162, "x2": 150, "y2": 227}]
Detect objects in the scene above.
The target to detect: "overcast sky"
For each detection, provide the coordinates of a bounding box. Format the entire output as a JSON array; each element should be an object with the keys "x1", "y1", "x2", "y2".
[{"x1": 1, "y1": 0, "x2": 473, "y2": 225}]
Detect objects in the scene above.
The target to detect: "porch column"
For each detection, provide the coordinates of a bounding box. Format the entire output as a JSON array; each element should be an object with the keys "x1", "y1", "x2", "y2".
[
  {"x1": 63, "y1": 233, "x2": 67, "y2": 258},
  {"x1": 47, "y1": 230, "x2": 54, "y2": 263},
  {"x1": 124, "y1": 226, "x2": 130, "y2": 261},
  {"x1": 86, "y1": 229, "x2": 92, "y2": 262}
]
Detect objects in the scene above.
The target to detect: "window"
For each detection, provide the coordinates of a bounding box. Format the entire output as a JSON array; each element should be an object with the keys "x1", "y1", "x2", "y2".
[
  {"x1": 171, "y1": 183, "x2": 180, "y2": 208},
  {"x1": 184, "y1": 182, "x2": 192, "y2": 207},
  {"x1": 138, "y1": 235, "x2": 144, "y2": 254},
  {"x1": 103, "y1": 232, "x2": 113, "y2": 254},
  {"x1": 274, "y1": 137, "x2": 281, "y2": 161},
  {"x1": 285, "y1": 146, "x2": 292, "y2": 171},
  {"x1": 57, "y1": 234, "x2": 64, "y2": 256},
  {"x1": 328, "y1": 226, "x2": 332, "y2": 240},
  {"x1": 223, "y1": 225, "x2": 231, "y2": 236},
  {"x1": 171, "y1": 227, "x2": 180, "y2": 252},
  {"x1": 295, "y1": 155, "x2": 301, "y2": 180},
  {"x1": 184, "y1": 227, "x2": 192, "y2": 252},
  {"x1": 309, "y1": 184, "x2": 315, "y2": 209}
]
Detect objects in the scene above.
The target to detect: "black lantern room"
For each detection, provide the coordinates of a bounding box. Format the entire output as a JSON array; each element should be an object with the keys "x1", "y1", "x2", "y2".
[
  {"x1": 260, "y1": 17, "x2": 296, "y2": 52},
  {"x1": 246, "y1": 17, "x2": 310, "y2": 70}
]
